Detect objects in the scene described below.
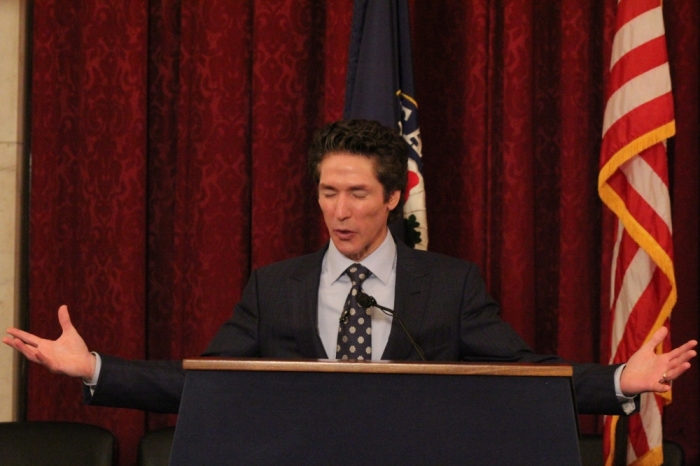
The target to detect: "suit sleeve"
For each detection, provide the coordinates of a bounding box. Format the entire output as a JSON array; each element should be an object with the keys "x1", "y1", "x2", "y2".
[
  {"x1": 457, "y1": 261, "x2": 636, "y2": 415},
  {"x1": 84, "y1": 355, "x2": 185, "y2": 413},
  {"x1": 85, "y1": 270, "x2": 264, "y2": 412}
]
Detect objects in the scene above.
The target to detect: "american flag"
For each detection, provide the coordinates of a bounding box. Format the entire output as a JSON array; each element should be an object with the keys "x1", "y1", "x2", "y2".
[{"x1": 599, "y1": 1, "x2": 676, "y2": 465}]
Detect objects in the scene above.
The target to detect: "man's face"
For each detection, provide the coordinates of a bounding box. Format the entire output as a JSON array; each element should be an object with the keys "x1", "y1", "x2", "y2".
[{"x1": 318, "y1": 152, "x2": 400, "y2": 262}]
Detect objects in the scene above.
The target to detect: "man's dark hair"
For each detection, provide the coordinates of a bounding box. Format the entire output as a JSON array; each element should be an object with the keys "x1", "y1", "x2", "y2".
[{"x1": 308, "y1": 119, "x2": 408, "y2": 223}]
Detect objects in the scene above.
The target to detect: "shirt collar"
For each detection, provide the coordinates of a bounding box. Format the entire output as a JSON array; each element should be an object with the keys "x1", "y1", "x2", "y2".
[{"x1": 326, "y1": 232, "x2": 397, "y2": 285}]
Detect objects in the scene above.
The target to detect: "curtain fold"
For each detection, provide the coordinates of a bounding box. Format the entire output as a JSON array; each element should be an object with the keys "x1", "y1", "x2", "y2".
[
  {"x1": 29, "y1": 2, "x2": 150, "y2": 459},
  {"x1": 27, "y1": 1, "x2": 698, "y2": 464},
  {"x1": 662, "y1": 0, "x2": 699, "y2": 462}
]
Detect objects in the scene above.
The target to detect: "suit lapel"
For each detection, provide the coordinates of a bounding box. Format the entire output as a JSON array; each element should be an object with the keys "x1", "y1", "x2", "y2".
[
  {"x1": 381, "y1": 242, "x2": 431, "y2": 360},
  {"x1": 289, "y1": 245, "x2": 328, "y2": 359}
]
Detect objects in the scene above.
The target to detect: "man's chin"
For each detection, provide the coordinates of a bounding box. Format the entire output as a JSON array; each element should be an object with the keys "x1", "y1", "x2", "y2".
[{"x1": 332, "y1": 240, "x2": 364, "y2": 261}]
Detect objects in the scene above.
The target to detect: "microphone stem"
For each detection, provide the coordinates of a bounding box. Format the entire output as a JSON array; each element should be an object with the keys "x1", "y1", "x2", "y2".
[{"x1": 376, "y1": 305, "x2": 426, "y2": 361}]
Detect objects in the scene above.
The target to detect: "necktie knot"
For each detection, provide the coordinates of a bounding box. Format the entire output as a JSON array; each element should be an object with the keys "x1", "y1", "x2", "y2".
[{"x1": 346, "y1": 263, "x2": 371, "y2": 286}]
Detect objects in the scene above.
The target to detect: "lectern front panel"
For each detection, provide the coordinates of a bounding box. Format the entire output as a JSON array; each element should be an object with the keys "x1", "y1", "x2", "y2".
[{"x1": 170, "y1": 362, "x2": 580, "y2": 465}]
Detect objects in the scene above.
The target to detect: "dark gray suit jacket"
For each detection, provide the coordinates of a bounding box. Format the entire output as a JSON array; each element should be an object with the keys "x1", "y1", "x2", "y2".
[{"x1": 89, "y1": 241, "x2": 628, "y2": 414}]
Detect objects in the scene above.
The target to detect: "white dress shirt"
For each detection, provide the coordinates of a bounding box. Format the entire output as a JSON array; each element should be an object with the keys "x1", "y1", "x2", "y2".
[{"x1": 317, "y1": 233, "x2": 396, "y2": 360}]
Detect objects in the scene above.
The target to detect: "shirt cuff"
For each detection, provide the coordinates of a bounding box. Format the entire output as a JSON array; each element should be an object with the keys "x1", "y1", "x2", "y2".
[
  {"x1": 82, "y1": 352, "x2": 102, "y2": 395},
  {"x1": 614, "y1": 364, "x2": 636, "y2": 415}
]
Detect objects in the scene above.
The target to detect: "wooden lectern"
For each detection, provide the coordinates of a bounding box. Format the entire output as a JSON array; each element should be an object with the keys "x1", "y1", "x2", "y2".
[{"x1": 170, "y1": 359, "x2": 581, "y2": 465}]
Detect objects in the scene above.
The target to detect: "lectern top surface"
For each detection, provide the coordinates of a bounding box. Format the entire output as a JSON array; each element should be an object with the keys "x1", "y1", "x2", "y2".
[{"x1": 182, "y1": 358, "x2": 573, "y2": 377}]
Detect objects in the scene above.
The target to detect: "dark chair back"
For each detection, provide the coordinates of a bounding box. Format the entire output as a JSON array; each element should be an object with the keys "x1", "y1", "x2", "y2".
[
  {"x1": 138, "y1": 426, "x2": 176, "y2": 466},
  {"x1": 579, "y1": 434, "x2": 685, "y2": 466},
  {"x1": 0, "y1": 421, "x2": 115, "y2": 466}
]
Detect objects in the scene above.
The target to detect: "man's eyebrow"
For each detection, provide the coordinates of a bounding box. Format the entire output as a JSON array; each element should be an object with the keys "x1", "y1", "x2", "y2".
[{"x1": 318, "y1": 183, "x2": 369, "y2": 191}]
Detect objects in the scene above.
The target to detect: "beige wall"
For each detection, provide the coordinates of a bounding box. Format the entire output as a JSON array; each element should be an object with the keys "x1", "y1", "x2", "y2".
[{"x1": 0, "y1": 0, "x2": 27, "y2": 421}]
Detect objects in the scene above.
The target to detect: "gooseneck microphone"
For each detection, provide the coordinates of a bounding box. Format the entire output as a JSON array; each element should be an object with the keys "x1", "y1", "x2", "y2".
[
  {"x1": 357, "y1": 292, "x2": 427, "y2": 361},
  {"x1": 355, "y1": 292, "x2": 378, "y2": 309}
]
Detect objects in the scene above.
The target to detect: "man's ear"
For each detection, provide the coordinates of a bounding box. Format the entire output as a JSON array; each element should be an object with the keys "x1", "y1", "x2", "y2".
[{"x1": 387, "y1": 190, "x2": 401, "y2": 210}]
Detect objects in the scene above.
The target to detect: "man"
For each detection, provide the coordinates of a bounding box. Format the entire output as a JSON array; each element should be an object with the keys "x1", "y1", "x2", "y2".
[{"x1": 4, "y1": 119, "x2": 696, "y2": 415}]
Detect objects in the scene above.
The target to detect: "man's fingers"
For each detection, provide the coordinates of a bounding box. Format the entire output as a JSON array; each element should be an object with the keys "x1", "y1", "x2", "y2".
[
  {"x1": 672, "y1": 348, "x2": 697, "y2": 366},
  {"x1": 4, "y1": 328, "x2": 40, "y2": 348},
  {"x1": 1, "y1": 336, "x2": 17, "y2": 348},
  {"x1": 672, "y1": 340, "x2": 698, "y2": 358},
  {"x1": 663, "y1": 341, "x2": 698, "y2": 367},
  {"x1": 658, "y1": 342, "x2": 697, "y2": 383},
  {"x1": 1, "y1": 336, "x2": 20, "y2": 352},
  {"x1": 9, "y1": 338, "x2": 42, "y2": 364},
  {"x1": 16, "y1": 343, "x2": 59, "y2": 372},
  {"x1": 666, "y1": 361, "x2": 693, "y2": 381},
  {"x1": 5, "y1": 334, "x2": 58, "y2": 370}
]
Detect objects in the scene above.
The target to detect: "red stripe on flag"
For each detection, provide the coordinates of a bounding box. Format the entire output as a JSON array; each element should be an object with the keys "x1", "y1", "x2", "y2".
[
  {"x1": 615, "y1": 0, "x2": 659, "y2": 28},
  {"x1": 601, "y1": 93, "x2": 675, "y2": 163},
  {"x1": 607, "y1": 173, "x2": 673, "y2": 257},
  {"x1": 638, "y1": 146, "x2": 671, "y2": 189},
  {"x1": 611, "y1": 227, "x2": 640, "y2": 313},
  {"x1": 628, "y1": 413, "x2": 652, "y2": 459},
  {"x1": 607, "y1": 37, "x2": 670, "y2": 98}
]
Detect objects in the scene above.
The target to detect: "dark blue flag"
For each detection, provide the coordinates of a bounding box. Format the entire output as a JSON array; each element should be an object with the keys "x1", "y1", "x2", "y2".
[{"x1": 344, "y1": 0, "x2": 428, "y2": 249}]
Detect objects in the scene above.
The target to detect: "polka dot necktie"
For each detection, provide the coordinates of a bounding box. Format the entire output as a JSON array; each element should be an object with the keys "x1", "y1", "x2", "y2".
[{"x1": 336, "y1": 263, "x2": 372, "y2": 360}]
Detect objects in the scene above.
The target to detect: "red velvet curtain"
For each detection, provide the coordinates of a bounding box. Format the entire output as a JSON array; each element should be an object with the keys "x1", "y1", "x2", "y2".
[{"x1": 27, "y1": 1, "x2": 698, "y2": 465}]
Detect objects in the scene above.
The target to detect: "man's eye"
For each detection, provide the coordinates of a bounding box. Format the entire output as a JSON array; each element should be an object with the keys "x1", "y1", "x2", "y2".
[{"x1": 321, "y1": 192, "x2": 336, "y2": 198}]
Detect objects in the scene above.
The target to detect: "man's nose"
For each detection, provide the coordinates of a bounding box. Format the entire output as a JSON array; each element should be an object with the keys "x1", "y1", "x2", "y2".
[{"x1": 335, "y1": 194, "x2": 351, "y2": 219}]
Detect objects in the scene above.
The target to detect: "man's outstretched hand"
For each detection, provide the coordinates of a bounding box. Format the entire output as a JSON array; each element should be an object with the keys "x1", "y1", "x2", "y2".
[
  {"x1": 620, "y1": 326, "x2": 697, "y2": 396},
  {"x1": 3, "y1": 305, "x2": 96, "y2": 381}
]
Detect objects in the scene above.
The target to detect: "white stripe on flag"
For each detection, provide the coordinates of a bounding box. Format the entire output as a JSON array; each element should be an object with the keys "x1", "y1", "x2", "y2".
[
  {"x1": 640, "y1": 392, "x2": 663, "y2": 449},
  {"x1": 610, "y1": 7, "x2": 665, "y2": 69},
  {"x1": 610, "y1": 247, "x2": 656, "y2": 359},
  {"x1": 602, "y1": 63, "x2": 672, "y2": 136},
  {"x1": 609, "y1": 219, "x2": 624, "y2": 309},
  {"x1": 620, "y1": 154, "x2": 673, "y2": 230}
]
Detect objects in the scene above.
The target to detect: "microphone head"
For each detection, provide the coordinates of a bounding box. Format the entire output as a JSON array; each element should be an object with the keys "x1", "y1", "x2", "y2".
[{"x1": 357, "y1": 292, "x2": 375, "y2": 308}]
